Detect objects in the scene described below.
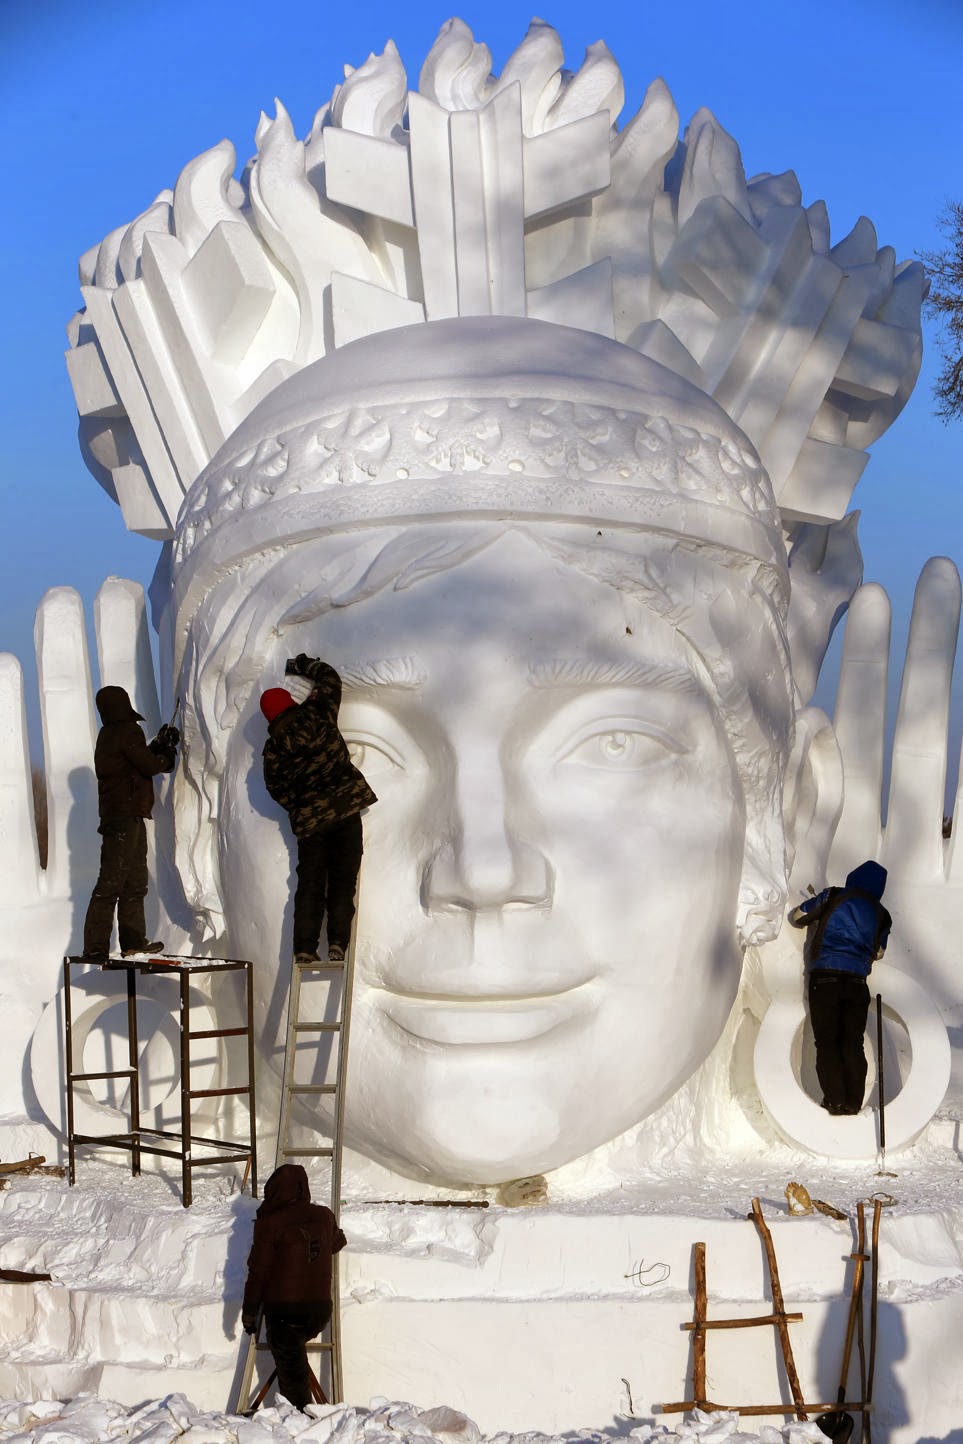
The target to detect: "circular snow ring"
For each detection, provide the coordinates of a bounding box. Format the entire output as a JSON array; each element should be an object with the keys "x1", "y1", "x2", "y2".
[
  {"x1": 753, "y1": 963, "x2": 950, "y2": 1159},
  {"x1": 31, "y1": 969, "x2": 219, "y2": 1139}
]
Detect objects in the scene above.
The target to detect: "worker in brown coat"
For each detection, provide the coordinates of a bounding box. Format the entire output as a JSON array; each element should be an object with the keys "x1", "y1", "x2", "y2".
[
  {"x1": 241, "y1": 1163, "x2": 346, "y2": 1410},
  {"x1": 82, "y1": 685, "x2": 178, "y2": 962}
]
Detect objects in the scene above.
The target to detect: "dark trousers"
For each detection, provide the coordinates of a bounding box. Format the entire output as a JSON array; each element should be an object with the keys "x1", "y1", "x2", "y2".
[
  {"x1": 83, "y1": 816, "x2": 149, "y2": 955},
  {"x1": 808, "y1": 970, "x2": 871, "y2": 1113},
  {"x1": 293, "y1": 813, "x2": 363, "y2": 955},
  {"x1": 265, "y1": 1300, "x2": 331, "y2": 1409}
]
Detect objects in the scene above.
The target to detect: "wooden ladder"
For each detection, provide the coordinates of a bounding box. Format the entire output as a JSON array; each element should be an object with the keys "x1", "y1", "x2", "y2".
[{"x1": 229, "y1": 929, "x2": 356, "y2": 1414}]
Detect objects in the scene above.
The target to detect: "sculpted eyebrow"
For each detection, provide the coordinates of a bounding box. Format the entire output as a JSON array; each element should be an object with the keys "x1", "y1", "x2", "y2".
[
  {"x1": 340, "y1": 657, "x2": 425, "y2": 689},
  {"x1": 528, "y1": 658, "x2": 701, "y2": 693}
]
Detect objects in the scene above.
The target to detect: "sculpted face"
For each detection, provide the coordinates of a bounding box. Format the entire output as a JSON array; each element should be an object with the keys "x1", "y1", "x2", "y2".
[{"x1": 219, "y1": 530, "x2": 748, "y2": 1184}]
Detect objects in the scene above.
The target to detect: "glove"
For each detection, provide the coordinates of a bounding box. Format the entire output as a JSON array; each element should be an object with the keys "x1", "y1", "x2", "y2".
[
  {"x1": 155, "y1": 724, "x2": 180, "y2": 748},
  {"x1": 285, "y1": 653, "x2": 316, "y2": 678},
  {"x1": 241, "y1": 1311, "x2": 258, "y2": 1336}
]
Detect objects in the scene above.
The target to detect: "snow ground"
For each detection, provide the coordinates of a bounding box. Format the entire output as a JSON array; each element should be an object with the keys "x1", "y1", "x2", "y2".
[
  {"x1": 2, "y1": 1147, "x2": 961, "y2": 1444},
  {"x1": 0, "y1": 1393, "x2": 837, "y2": 1443}
]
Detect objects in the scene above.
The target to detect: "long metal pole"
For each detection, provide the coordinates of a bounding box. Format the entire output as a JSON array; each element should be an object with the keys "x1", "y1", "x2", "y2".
[
  {"x1": 128, "y1": 968, "x2": 141, "y2": 1177},
  {"x1": 875, "y1": 994, "x2": 885, "y2": 1161},
  {"x1": 180, "y1": 969, "x2": 191, "y2": 1205},
  {"x1": 245, "y1": 960, "x2": 258, "y2": 1199},
  {"x1": 64, "y1": 959, "x2": 76, "y2": 1186}
]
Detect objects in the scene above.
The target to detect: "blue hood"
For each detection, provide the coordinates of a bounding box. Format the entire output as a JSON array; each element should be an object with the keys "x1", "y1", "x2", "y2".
[{"x1": 845, "y1": 860, "x2": 887, "y2": 898}]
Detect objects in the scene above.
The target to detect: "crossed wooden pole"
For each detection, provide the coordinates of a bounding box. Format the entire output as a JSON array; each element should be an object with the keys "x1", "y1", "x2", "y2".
[
  {"x1": 245, "y1": 1363, "x2": 328, "y2": 1416},
  {"x1": 661, "y1": 1196, "x2": 881, "y2": 1426}
]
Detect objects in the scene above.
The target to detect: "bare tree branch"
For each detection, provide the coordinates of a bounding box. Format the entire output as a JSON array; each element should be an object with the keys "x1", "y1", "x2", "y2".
[{"x1": 920, "y1": 202, "x2": 963, "y2": 422}]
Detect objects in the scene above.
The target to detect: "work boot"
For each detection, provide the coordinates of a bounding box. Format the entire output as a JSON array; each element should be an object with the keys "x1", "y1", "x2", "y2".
[
  {"x1": 121, "y1": 940, "x2": 166, "y2": 958},
  {"x1": 328, "y1": 944, "x2": 346, "y2": 963},
  {"x1": 82, "y1": 948, "x2": 109, "y2": 965},
  {"x1": 294, "y1": 950, "x2": 320, "y2": 964}
]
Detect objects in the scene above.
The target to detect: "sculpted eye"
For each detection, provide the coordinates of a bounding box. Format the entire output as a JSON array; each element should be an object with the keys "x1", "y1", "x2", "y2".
[
  {"x1": 558, "y1": 721, "x2": 685, "y2": 770},
  {"x1": 345, "y1": 733, "x2": 404, "y2": 776}
]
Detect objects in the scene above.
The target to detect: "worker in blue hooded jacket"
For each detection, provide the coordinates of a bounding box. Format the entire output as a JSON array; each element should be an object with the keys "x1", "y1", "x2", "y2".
[{"x1": 789, "y1": 860, "x2": 892, "y2": 1116}]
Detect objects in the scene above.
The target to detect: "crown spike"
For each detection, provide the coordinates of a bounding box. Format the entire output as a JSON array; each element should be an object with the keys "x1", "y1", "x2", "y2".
[{"x1": 66, "y1": 19, "x2": 923, "y2": 542}]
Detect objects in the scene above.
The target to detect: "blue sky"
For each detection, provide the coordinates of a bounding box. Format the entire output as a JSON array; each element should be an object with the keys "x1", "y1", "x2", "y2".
[{"x1": 3, "y1": 0, "x2": 962, "y2": 795}]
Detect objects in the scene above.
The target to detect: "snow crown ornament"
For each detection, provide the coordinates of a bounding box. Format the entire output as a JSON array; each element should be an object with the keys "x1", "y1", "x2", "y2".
[
  {"x1": 68, "y1": 17, "x2": 923, "y2": 543},
  {"x1": 170, "y1": 315, "x2": 787, "y2": 630}
]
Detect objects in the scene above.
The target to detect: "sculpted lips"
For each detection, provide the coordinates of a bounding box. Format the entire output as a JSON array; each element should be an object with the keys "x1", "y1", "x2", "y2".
[{"x1": 379, "y1": 986, "x2": 594, "y2": 1045}]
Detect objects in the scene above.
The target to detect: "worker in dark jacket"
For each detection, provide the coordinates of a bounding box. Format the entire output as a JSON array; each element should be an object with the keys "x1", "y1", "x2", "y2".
[
  {"x1": 82, "y1": 686, "x2": 179, "y2": 963},
  {"x1": 789, "y1": 860, "x2": 892, "y2": 1115},
  {"x1": 260, "y1": 656, "x2": 376, "y2": 964},
  {"x1": 241, "y1": 1163, "x2": 346, "y2": 1409}
]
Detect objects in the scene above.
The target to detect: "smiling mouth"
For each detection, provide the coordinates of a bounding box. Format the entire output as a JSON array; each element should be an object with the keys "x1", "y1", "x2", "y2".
[{"x1": 379, "y1": 987, "x2": 593, "y2": 1046}]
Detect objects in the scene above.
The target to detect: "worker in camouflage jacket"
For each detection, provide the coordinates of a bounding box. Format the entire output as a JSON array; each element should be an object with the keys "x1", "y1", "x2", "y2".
[
  {"x1": 241, "y1": 1162, "x2": 346, "y2": 1409},
  {"x1": 260, "y1": 655, "x2": 377, "y2": 963}
]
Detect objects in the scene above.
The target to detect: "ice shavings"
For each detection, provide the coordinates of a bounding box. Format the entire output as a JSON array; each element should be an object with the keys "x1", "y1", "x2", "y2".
[
  {"x1": 0, "y1": 1175, "x2": 253, "y2": 1298},
  {"x1": 343, "y1": 1206, "x2": 496, "y2": 1266},
  {"x1": 0, "y1": 1397, "x2": 832, "y2": 1444}
]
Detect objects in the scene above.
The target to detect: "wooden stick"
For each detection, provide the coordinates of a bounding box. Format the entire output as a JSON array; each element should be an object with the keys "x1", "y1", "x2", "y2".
[
  {"x1": 361, "y1": 1198, "x2": 490, "y2": 1207},
  {"x1": 863, "y1": 1197, "x2": 883, "y2": 1442},
  {"x1": 836, "y1": 1216, "x2": 868, "y2": 1403},
  {"x1": 246, "y1": 1369, "x2": 276, "y2": 1414},
  {"x1": 856, "y1": 1200, "x2": 868, "y2": 1410},
  {"x1": 684, "y1": 1312, "x2": 804, "y2": 1330},
  {"x1": 662, "y1": 1400, "x2": 868, "y2": 1417},
  {"x1": 693, "y1": 1242, "x2": 707, "y2": 1407},
  {"x1": 750, "y1": 1199, "x2": 808, "y2": 1421}
]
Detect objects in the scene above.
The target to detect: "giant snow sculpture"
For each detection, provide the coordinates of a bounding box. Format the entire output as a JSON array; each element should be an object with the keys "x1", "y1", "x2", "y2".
[{"x1": 0, "y1": 19, "x2": 956, "y2": 1184}]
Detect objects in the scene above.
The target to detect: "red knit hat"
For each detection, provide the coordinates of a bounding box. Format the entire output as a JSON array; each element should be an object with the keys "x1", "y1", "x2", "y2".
[{"x1": 260, "y1": 687, "x2": 296, "y2": 722}]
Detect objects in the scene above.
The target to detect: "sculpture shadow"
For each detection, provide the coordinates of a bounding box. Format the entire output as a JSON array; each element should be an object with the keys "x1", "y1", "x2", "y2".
[
  {"x1": 66, "y1": 763, "x2": 99, "y2": 952},
  {"x1": 561, "y1": 1414, "x2": 651, "y2": 1442},
  {"x1": 151, "y1": 769, "x2": 196, "y2": 943},
  {"x1": 19, "y1": 767, "x2": 99, "y2": 1149},
  {"x1": 240, "y1": 705, "x2": 298, "y2": 1083},
  {"x1": 221, "y1": 1192, "x2": 259, "y2": 1340},
  {"x1": 814, "y1": 1252, "x2": 908, "y2": 1435}
]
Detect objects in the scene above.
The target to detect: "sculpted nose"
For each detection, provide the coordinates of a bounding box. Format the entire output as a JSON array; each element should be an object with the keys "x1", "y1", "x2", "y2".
[
  {"x1": 424, "y1": 838, "x2": 554, "y2": 912},
  {"x1": 423, "y1": 760, "x2": 553, "y2": 913}
]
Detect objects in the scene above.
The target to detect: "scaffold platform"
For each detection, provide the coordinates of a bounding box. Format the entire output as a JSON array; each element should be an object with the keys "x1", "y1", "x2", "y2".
[{"x1": 63, "y1": 954, "x2": 258, "y2": 1206}]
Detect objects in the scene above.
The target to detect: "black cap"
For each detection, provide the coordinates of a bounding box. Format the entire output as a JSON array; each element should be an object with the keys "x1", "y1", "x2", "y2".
[{"x1": 95, "y1": 685, "x2": 145, "y2": 724}]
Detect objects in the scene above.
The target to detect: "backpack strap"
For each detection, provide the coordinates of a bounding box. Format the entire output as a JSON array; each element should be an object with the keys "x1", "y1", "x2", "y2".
[
  {"x1": 808, "y1": 886, "x2": 842, "y2": 962},
  {"x1": 871, "y1": 902, "x2": 893, "y2": 957}
]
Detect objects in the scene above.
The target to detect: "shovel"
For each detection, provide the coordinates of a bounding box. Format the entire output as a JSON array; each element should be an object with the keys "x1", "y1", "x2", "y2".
[{"x1": 817, "y1": 1201, "x2": 867, "y2": 1443}]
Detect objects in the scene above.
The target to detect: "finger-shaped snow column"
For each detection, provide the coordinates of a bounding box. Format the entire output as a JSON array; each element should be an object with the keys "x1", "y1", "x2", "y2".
[
  {"x1": 34, "y1": 588, "x2": 98, "y2": 898},
  {"x1": 885, "y1": 557, "x2": 961, "y2": 883},
  {"x1": 829, "y1": 582, "x2": 890, "y2": 874},
  {"x1": 0, "y1": 653, "x2": 42, "y2": 901},
  {"x1": 94, "y1": 577, "x2": 161, "y2": 735}
]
